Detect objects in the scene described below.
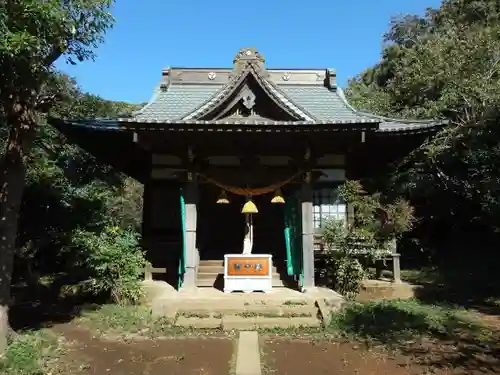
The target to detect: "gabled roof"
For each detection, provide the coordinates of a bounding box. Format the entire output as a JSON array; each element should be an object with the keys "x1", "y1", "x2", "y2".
[
  {"x1": 119, "y1": 47, "x2": 445, "y2": 132},
  {"x1": 180, "y1": 58, "x2": 315, "y2": 122}
]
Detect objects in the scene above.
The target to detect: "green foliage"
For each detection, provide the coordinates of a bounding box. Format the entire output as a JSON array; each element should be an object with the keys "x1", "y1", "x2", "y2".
[
  {"x1": 71, "y1": 225, "x2": 146, "y2": 305},
  {"x1": 329, "y1": 299, "x2": 485, "y2": 345},
  {"x1": 0, "y1": 0, "x2": 114, "y2": 98},
  {"x1": 320, "y1": 181, "x2": 414, "y2": 298},
  {"x1": 323, "y1": 228, "x2": 371, "y2": 299},
  {"x1": 0, "y1": 330, "x2": 62, "y2": 375},
  {"x1": 339, "y1": 180, "x2": 415, "y2": 242},
  {"x1": 8, "y1": 72, "x2": 144, "y2": 295},
  {"x1": 345, "y1": 0, "x2": 500, "y2": 286}
]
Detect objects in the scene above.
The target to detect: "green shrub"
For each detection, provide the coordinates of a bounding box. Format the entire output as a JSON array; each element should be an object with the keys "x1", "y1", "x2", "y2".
[
  {"x1": 0, "y1": 330, "x2": 62, "y2": 375},
  {"x1": 321, "y1": 219, "x2": 369, "y2": 299},
  {"x1": 71, "y1": 225, "x2": 147, "y2": 304},
  {"x1": 319, "y1": 180, "x2": 415, "y2": 299}
]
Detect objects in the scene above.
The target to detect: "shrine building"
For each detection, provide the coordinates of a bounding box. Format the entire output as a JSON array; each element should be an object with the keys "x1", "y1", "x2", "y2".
[{"x1": 50, "y1": 47, "x2": 445, "y2": 292}]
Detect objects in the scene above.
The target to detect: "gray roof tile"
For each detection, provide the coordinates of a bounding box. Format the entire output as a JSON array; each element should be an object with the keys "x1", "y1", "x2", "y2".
[
  {"x1": 128, "y1": 71, "x2": 446, "y2": 132},
  {"x1": 278, "y1": 85, "x2": 374, "y2": 123},
  {"x1": 134, "y1": 84, "x2": 223, "y2": 122}
]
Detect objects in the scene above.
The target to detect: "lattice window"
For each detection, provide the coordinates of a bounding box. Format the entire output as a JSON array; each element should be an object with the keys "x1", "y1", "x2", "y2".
[{"x1": 313, "y1": 187, "x2": 346, "y2": 230}]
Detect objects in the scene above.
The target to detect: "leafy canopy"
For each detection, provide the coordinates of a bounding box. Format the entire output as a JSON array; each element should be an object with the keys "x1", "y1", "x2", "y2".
[
  {"x1": 345, "y1": 0, "x2": 500, "y2": 282},
  {"x1": 0, "y1": 0, "x2": 114, "y2": 106}
]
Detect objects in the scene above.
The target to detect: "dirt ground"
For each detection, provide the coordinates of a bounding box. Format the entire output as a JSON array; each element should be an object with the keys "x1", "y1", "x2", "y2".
[
  {"x1": 52, "y1": 324, "x2": 234, "y2": 375},
  {"x1": 263, "y1": 338, "x2": 500, "y2": 375}
]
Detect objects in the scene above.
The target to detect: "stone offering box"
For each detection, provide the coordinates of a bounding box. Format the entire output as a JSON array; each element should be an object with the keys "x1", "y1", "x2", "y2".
[{"x1": 223, "y1": 254, "x2": 273, "y2": 293}]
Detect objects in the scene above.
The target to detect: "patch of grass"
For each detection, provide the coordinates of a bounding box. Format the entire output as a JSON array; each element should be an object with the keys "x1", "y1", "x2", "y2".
[
  {"x1": 235, "y1": 311, "x2": 311, "y2": 318},
  {"x1": 328, "y1": 299, "x2": 486, "y2": 345},
  {"x1": 400, "y1": 268, "x2": 440, "y2": 285},
  {"x1": 76, "y1": 304, "x2": 184, "y2": 338},
  {"x1": 0, "y1": 330, "x2": 64, "y2": 375},
  {"x1": 76, "y1": 304, "x2": 231, "y2": 338},
  {"x1": 237, "y1": 311, "x2": 260, "y2": 318},
  {"x1": 283, "y1": 312, "x2": 312, "y2": 318},
  {"x1": 260, "y1": 326, "x2": 321, "y2": 335},
  {"x1": 282, "y1": 300, "x2": 308, "y2": 306},
  {"x1": 178, "y1": 312, "x2": 211, "y2": 319}
]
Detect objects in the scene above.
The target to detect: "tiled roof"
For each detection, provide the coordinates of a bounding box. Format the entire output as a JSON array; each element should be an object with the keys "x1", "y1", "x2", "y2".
[
  {"x1": 129, "y1": 90, "x2": 444, "y2": 134},
  {"x1": 278, "y1": 85, "x2": 375, "y2": 123},
  {"x1": 68, "y1": 48, "x2": 448, "y2": 133},
  {"x1": 127, "y1": 81, "x2": 444, "y2": 131},
  {"x1": 133, "y1": 84, "x2": 223, "y2": 122}
]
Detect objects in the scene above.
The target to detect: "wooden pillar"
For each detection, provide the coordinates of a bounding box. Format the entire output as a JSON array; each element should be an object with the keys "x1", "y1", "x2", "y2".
[
  {"x1": 301, "y1": 172, "x2": 315, "y2": 291},
  {"x1": 182, "y1": 175, "x2": 199, "y2": 290}
]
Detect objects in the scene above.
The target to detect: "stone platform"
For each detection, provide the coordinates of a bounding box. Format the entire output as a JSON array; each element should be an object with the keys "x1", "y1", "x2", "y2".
[{"x1": 144, "y1": 282, "x2": 344, "y2": 330}]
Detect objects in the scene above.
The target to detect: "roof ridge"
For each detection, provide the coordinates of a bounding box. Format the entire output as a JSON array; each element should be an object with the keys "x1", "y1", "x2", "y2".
[{"x1": 131, "y1": 83, "x2": 163, "y2": 117}]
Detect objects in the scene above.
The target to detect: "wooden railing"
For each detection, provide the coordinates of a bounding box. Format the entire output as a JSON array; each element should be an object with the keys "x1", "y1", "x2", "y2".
[{"x1": 144, "y1": 264, "x2": 167, "y2": 281}]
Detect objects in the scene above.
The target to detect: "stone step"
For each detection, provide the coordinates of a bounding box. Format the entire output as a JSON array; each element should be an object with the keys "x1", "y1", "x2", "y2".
[
  {"x1": 175, "y1": 316, "x2": 222, "y2": 329},
  {"x1": 199, "y1": 260, "x2": 223, "y2": 267},
  {"x1": 198, "y1": 265, "x2": 279, "y2": 274},
  {"x1": 152, "y1": 297, "x2": 319, "y2": 318},
  {"x1": 221, "y1": 315, "x2": 321, "y2": 330},
  {"x1": 175, "y1": 304, "x2": 318, "y2": 317},
  {"x1": 199, "y1": 260, "x2": 285, "y2": 267},
  {"x1": 197, "y1": 272, "x2": 282, "y2": 280},
  {"x1": 173, "y1": 315, "x2": 321, "y2": 330},
  {"x1": 196, "y1": 277, "x2": 286, "y2": 287}
]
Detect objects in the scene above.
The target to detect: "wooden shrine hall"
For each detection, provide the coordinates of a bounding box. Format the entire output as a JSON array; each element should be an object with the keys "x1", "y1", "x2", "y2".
[{"x1": 50, "y1": 47, "x2": 445, "y2": 293}]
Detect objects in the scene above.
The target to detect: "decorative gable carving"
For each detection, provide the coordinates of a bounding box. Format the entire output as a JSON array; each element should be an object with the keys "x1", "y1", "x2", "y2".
[
  {"x1": 181, "y1": 48, "x2": 316, "y2": 122},
  {"x1": 202, "y1": 74, "x2": 298, "y2": 121}
]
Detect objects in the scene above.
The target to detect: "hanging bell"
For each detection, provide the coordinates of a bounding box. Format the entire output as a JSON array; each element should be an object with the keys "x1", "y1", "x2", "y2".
[
  {"x1": 216, "y1": 190, "x2": 230, "y2": 204},
  {"x1": 271, "y1": 188, "x2": 285, "y2": 204},
  {"x1": 241, "y1": 198, "x2": 258, "y2": 214}
]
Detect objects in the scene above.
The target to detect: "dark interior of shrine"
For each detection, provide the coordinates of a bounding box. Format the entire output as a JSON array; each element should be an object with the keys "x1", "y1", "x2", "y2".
[{"x1": 196, "y1": 185, "x2": 286, "y2": 263}]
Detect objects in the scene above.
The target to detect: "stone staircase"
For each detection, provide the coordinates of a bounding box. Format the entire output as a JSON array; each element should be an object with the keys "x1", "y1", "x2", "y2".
[
  {"x1": 196, "y1": 259, "x2": 287, "y2": 288},
  {"x1": 149, "y1": 283, "x2": 345, "y2": 330},
  {"x1": 171, "y1": 298, "x2": 323, "y2": 330}
]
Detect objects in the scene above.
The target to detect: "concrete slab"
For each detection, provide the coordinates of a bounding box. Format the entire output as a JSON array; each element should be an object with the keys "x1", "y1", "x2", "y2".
[
  {"x1": 158, "y1": 286, "x2": 343, "y2": 304},
  {"x1": 174, "y1": 316, "x2": 222, "y2": 329},
  {"x1": 141, "y1": 280, "x2": 177, "y2": 306},
  {"x1": 235, "y1": 331, "x2": 261, "y2": 375}
]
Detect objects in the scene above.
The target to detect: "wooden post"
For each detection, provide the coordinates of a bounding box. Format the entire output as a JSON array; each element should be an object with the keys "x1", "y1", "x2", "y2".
[
  {"x1": 301, "y1": 172, "x2": 315, "y2": 291},
  {"x1": 182, "y1": 175, "x2": 199, "y2": 291}
]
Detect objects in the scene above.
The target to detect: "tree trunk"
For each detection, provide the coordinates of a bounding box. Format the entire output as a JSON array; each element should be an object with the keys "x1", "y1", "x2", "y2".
[{"x1": 0, "y1": 105, "x2": 35, "y2": 354}]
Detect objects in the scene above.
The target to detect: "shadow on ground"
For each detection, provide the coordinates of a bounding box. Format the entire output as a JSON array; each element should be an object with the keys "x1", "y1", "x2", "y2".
[
  {"x1": 9, "y1": 275, "x2": 104, "y2": 330},
  {"x1": 332, "y1": 300, "x2": 500, "y2": 374}
]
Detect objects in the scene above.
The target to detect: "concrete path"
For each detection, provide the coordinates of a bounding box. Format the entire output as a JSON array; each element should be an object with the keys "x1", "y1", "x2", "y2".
[{"x1": 235, "y1": 331, "x2": 262, "y2": 375}]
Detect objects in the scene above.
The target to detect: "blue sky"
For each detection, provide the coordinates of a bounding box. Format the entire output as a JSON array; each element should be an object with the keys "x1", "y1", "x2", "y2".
[{"x1": 57, "y1": 0, "x2": 442, "y2": 104}]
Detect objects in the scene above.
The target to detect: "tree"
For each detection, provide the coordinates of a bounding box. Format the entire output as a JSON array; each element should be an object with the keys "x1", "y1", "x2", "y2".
[
  {"x1": 0, "y1": 0, "x2": 114, "y2": 352},
  {"x1": 346, "y1": 0, "x2": 500, "y2": 287}
]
